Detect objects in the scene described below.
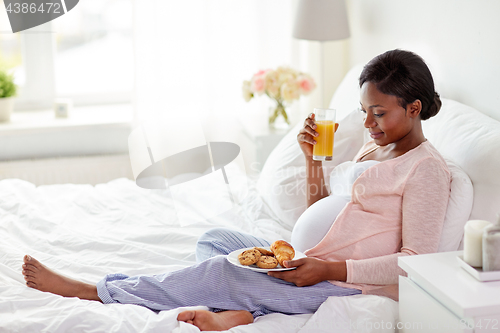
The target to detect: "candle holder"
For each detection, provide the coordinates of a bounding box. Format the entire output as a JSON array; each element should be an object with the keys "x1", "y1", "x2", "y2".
[
  {"x1": 457, "y1": 254, "x2": 500, "y2": 281},
  {"x1": 483, "y1": 214, "x2": 500, "y2": 271}
]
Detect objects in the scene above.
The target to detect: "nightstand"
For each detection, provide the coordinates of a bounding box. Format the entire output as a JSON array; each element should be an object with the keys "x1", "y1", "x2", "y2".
[
  {"x1": 398, "y1": 251, "x2": 500, "y2": 333},
  {"x1": 238, "y1": 125, "x2": 290, "y2": 175}
]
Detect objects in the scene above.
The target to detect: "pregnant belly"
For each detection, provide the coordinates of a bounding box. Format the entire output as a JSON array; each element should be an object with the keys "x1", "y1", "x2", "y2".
[{"x1": 291, "y1": 194, "x2": 350, "y2": 253}]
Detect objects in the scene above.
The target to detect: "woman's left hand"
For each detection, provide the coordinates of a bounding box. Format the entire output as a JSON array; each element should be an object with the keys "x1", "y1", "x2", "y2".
[{"x1": 267, "y1": 257, "x2": 343, "y2": 287}]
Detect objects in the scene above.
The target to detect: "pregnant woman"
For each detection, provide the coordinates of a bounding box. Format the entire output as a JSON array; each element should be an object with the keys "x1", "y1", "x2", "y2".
[{"x1": 21, "y1": 49, "x2": 451, "y2": 331}]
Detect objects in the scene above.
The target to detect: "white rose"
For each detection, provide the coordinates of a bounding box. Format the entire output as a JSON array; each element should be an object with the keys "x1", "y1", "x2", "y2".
[
  {"x1": 281, "y1": 80, "x2": 300, "y2": 102},
  {"x1": 264, "y1": 70, "x2": 280, "y2": 98},
  {"x1": 276, "y1": 67, "x2": 296, "y2": 85}
]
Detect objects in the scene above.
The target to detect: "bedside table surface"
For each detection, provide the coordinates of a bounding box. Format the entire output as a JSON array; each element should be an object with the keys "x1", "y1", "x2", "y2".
[{"x1": 399, "y1": 251, "x2": 500, "y2": 318}]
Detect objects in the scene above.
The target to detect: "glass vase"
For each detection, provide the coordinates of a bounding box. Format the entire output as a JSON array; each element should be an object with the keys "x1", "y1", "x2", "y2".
[{"x1": 269, "y1": 103, "x2": 290, "y2": 130}]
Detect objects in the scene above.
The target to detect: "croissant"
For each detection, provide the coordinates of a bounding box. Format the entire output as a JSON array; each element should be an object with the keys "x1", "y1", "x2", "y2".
[{"x1": 270, "y1": 240, "x2": 295, "y2": 267}]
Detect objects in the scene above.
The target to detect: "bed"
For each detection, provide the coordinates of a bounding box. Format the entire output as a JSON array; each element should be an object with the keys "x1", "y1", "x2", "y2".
[{"x1": 1, "y1": 65, "x2": 499, "y2": 333}]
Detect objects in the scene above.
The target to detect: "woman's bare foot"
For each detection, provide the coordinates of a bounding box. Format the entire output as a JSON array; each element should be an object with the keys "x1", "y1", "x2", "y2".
[
  {"x1": 21, "y1": 255, "x2": 101, "y2": 302},
  {"x1": 177, "y1": 309, "x2": 253, "y2": 331}
]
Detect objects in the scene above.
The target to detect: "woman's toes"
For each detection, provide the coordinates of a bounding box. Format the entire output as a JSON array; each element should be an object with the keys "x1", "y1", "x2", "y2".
[
  {"x1": 23, "y1": 265, "x2": 37, "y2": 273},
  {"x1": 24, "y1": 274, "x2": 36, "y2": 282},
  {"x1": 26, "y1": 281, "x2": 37, "y2": 288},
  {"x1": 27, "y1": 265, "x2": 38, "y2": 274},
  {"x1": 24, "y1": 255, "x2": 40, "y2": 266},
  {"x1": 22, "y1": 271, "x2": 35, "y2": 279},
  {"x1": 22, "y1": 264, "x2": 37, "y2": 272},
  {"x1": 177, "y1": 310, "x2": 196, "y2": 323}
]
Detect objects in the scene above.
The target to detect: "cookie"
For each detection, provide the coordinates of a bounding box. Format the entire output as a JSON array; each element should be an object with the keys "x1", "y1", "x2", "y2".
[
  {"x1": 254, "y1": 247, "x2": 274, "y2": 256},
  {"x1": 256, "y1": 256, "x2": 279, "y2": 269},
  {"x1": 238, "y1": 248, "x2": 261, "y2": 266}
]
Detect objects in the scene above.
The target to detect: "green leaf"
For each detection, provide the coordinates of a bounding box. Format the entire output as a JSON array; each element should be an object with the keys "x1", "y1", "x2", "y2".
[{"x1": 0, "y1": 70, "x2": 17, "y2": 98}]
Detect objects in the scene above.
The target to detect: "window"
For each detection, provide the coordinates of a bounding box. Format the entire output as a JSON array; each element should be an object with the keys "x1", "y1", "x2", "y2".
[
  {"x1": 0, "y1": 0, "x2": 133, "y2": 110},
  {"x1": 52, "y1": 0, "x2": 133, "y2": 105},
  {"x1": 0, "y1": 0, "x2": 23, "y2": 84}
]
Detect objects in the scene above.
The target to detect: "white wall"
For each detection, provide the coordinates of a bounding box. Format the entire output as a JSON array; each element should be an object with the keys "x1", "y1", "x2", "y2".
[
  {"x1": 293, "y1": 39, "x2": 350, "y2": 117},
  {"x1": 341, "y1": 0, "x2": 500, "y2": 122}
]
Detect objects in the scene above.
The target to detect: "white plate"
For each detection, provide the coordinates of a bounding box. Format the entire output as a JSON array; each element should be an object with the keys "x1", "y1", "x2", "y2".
[
  {"x1": 227, "y1": 247, "x2": 306, "y2": 273},
  {"x1": 457, "y1": 255, "x2": 500, "y2": 282}
]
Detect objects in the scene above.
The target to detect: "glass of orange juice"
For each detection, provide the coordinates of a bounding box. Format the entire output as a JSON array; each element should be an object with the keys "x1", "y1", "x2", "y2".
[{"x1": 312, "y1": 108, "x2": 336, "y2": 161}]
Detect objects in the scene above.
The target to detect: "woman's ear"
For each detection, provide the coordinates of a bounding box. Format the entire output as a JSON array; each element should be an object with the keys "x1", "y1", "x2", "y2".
[{"x1": 407, "y1": 100, "x2": 422, "y2": 118}]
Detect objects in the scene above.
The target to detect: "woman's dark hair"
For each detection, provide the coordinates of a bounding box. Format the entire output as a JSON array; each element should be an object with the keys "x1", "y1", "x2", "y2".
[{"x1": 359, "y1": 49, "x2": 441, "y2": 120}]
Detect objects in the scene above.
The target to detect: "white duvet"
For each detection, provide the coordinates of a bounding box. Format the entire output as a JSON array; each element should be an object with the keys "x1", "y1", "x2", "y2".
[{"x1": 0, "y1": 164, "x2": 398, "y2": 333}]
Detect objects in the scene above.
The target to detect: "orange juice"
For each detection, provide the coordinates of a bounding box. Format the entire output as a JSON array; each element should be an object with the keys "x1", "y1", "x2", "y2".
[{"x1": 313, "y1": 120, "x2": 335, "y2": 159}]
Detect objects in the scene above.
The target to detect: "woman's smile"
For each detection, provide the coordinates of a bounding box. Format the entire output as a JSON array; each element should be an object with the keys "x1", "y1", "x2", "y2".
[{"x1": 369, "y1": 131, "x2": 384, "y2": 139}]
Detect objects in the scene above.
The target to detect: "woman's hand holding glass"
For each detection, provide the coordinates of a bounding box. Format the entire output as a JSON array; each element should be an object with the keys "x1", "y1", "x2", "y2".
[{"x1": 297, "y1": 113, "x2": 339, "y2": 159}]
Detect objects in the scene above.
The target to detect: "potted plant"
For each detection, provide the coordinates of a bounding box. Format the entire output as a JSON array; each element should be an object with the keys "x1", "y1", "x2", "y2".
[{"x1": 0, "y1": 69, "x2": 17, "y2": 122}]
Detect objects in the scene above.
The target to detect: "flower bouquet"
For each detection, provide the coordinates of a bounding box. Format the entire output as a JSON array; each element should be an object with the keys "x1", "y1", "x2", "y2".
[{"x1": 242, "y1": 66, "x2": 316, "y2": 128}]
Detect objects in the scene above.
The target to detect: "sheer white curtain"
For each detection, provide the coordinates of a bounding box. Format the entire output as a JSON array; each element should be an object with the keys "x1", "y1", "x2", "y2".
[{"x1": 133, "y1": 0, "x2": 299, "y2": 142}]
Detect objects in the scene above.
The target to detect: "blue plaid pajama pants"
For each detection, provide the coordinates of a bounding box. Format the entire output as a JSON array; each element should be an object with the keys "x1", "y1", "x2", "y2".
[{"x1": 96, "y1": 227, "x2": 361, "y2": 317}]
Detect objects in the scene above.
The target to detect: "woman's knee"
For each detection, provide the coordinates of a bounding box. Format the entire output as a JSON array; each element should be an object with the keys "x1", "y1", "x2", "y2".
[
  {"x1": 197, "y1": 228, "x2": 230, "y2": 244},
  {"x1": 195, "y1": 228, "x2": 233, "y2": 262},
  {"x1": 196, "y1": 228, "x2": 230, "y2": 252}
]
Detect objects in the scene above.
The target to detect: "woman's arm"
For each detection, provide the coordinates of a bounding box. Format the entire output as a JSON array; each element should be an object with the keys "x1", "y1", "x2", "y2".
[
  {"x1": 297, "y1": 113, "x2": 339, "y2": 207},
  {"x1": 305, "y1": 158, "x2": 329, "y2": 207}
]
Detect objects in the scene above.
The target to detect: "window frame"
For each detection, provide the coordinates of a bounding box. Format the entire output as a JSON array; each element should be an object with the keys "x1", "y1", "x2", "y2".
[
  {"x1": 14, "y1": 15, "x2": 132, "y2": 111},
  {"x1": 14, "y1": 22, "x2": 56, "y2": 110}
]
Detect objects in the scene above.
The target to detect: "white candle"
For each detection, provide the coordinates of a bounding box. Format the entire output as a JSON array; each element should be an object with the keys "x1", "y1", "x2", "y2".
[{"x1": 464, "y1": 220, "x2": 492, "y2": 267}]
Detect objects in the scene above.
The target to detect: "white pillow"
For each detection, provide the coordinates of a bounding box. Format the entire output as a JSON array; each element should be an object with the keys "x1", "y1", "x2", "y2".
[
  {"x1": 328, "y1": 63, "x2": 364, "y2": 122},
  {"x1": 422, "y1": 98, "x2": 500, "y2": 224},
  {"x1": 256, "y1": 109, "x2": 366, "y2": 230},
  {"x1": 438, "y1": 158, "x2": 474, "y2": 252}
]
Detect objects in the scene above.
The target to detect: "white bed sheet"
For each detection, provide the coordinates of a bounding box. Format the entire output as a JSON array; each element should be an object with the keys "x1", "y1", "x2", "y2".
[{"x1": 0, "y1": 164, "x2": 398, "y2": 333}]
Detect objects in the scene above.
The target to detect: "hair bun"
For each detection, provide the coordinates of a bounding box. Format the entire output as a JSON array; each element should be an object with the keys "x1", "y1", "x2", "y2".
[{"x1": 422, "y1": 91, "x2": 442, "y2": 120}]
